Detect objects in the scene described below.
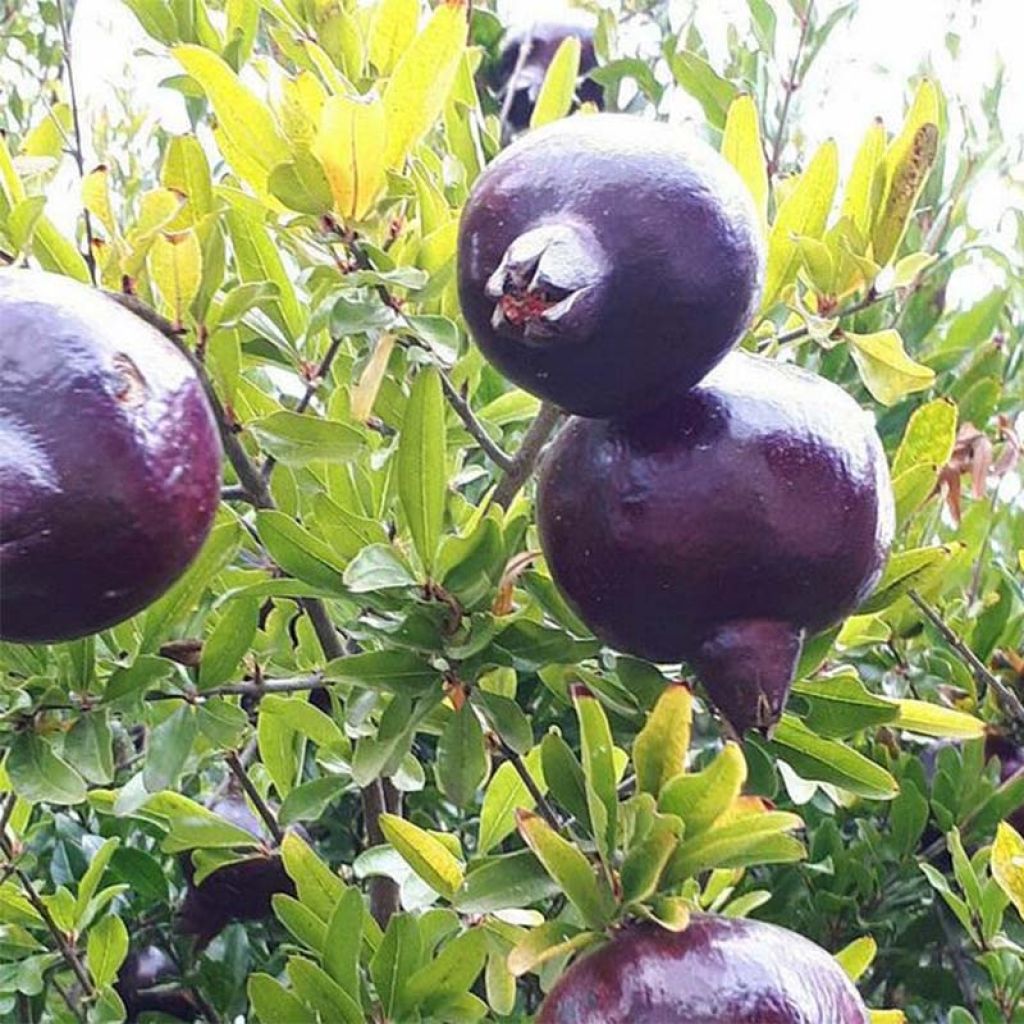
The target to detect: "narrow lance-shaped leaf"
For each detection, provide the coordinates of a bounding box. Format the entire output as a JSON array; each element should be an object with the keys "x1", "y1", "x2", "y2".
[
  {"x1": 398, "y1": 366, "x2": 446, "y2": 574},
  {"x1": 840, "y1": 118, "x2": 887, "y2": 242},
  {"x1": 992, "y1": 822, "x2": 1024, "y2": 923},
  {"x1": 148, "y1": 229, "x2": 202, "y2": 326},
  {"x1": 721, "y1": 94, "x2": 768, "y2": 234},
  {"x1": 634, "y1": 683, "x2": 693, "y2": 798},
  {"x1": 530, "y1": 36, "x2": 582, "y2": 129},
  {"x1": 369, "y1": 0, "x2": 420, "y2": 76},
  {"x1": 573, "y1": 685, "x2": 618, "y2": 861},
  {"x1": 314, "y1": 94, "x2": 387, "y2": 222},
  {"x1": 658, "y1": 741, "x2": 746, "y2": 835},
  {"x1": 379, "y1": 813, "x2": 464, "y2": 898}
]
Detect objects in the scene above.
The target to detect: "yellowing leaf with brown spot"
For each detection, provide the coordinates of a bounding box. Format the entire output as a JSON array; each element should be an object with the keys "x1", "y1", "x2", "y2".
[
  {"x1": 370, "y1": 0, "x2": 420, "y2": 76},
  {"x1": 148, "y1": 229, "x2": 202, "y2": 326},
  {"x1": 992, "y1": 821, "x2": 1024, "y2": 922},
  {"x1": 275, "y1": 72, "x2": 327, "y2": 149},
  {"x1": 847, "y1": 329, "x2": 935, "y2": 406},
  {"x1": 722, "y1": 95, "x2": 768, "y2": 235},
  {"x1": 383, "y1": 1, "x2": 467, "y2": 168},
  {"x1": 314, "y1": 94, "x2": 387, "y2": 221}
]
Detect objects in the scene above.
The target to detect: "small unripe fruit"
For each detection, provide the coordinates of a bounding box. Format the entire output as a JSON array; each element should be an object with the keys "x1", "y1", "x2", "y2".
[
  {"x1": 0, "y1": 270, "x2": 221, "y2": 643},
  {"x1": 537, "y1": 915, "x2": 869, "y2": 1023},
  {"x1": 537, "y1": 353, "x2": 894, "y2": 735},
  {"x1": 458, "y1": 114, "x2": 764, "y2": 417}
]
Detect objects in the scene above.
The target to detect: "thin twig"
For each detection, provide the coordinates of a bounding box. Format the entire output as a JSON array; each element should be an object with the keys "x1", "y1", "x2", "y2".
[
  {"x1": 767, "y1": 1, "x2": 813, "y2": 178},
  {"x1": 498, "y1": 25, "x2": 535, "y2": 142},
  {"x1": 938, "y1": 905, "x2": 980, "y2": 1017},
  {"x1": 438, "y1": 367, "x2": 514, "y2": 471},
  {"x1": 220, "y1": 485, "x2": 254, "y2": 504},
  {"x1": 505, "y1": 746, "x2": 562, "y2": 832},
  {"x1": 909, "y1": 590, "x2": 1024, "y2": 722},
  {"x1": 489, "y1": 401, "x2": 563, "y2": 509},
  {"x1": 55, "y1": 0, "x2": 96, "y2": 284},
  {"x1": 50, "y1": 977, "x2": 88, "y2": 1024},
  {"x1": 225, "y1": 749, "x2": 285, "y2": 846}
]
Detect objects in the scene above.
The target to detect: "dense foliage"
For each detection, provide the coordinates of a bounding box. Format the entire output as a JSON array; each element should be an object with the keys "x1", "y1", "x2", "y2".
[{"x1": 0, "y1": 1, "x2": 1021, "y2": 1021}]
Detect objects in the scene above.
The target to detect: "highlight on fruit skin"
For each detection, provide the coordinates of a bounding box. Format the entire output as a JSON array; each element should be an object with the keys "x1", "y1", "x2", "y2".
[
  {"x1": 490, "y1": 15, "x2": 603, "y2": 133},
  {"x1": 114, "y1": 945, "x2": 197, "y2": 1023},
  {"x1": 0, "y1": 269, "x2": 222, "y2": 644},
  {"x1": 537, "y1": 352, "x2": 894, "y2": 736},
  {"x1": 457, "y1": 113, "x2": 764, "y2": 418},
  {"x1": 536, "y1": 915, "x2": 870, "y2": 1023}
]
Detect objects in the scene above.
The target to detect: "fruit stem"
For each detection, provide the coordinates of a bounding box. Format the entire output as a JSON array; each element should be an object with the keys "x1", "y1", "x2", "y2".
[{"x1": 490, "y1": 401, "x2": 564, "y2": 510}]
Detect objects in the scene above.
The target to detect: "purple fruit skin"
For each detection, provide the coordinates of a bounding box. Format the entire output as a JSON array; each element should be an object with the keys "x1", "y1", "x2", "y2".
[
  {"x1": 537, "y1": 916, "x2": 870, "y2": 1024},
  {"x1": 0, "y1": 269, "x2": 221, "y2": 643},
  {"x1": 495, "y1": 19, "x2": 603, "y2": 131},
  {"x1": 457, "y1": 114, "x2": 764, "y2": 418},
  {"x1": 115, "y1": 945, "x2": 197, "y2": 1022},
  {"x1": 984, "y1": 732, "x2": 1024, "y2": 834},
  {"x1": 537, "y1": 353, "x2": 894, "y2": 734}
]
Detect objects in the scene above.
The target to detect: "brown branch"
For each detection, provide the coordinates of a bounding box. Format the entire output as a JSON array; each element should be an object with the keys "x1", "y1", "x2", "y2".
[
  {"x1": 226, "y1": 749, "x2": 285, "y2": 846},
  {"x1": 489, "y1": 401, "x2": 563, "y2": 510},
  {"x1": 909, "y1": 590, "x2": 1024, "y2": 722},
  {"x1": 767, "y1": 2, "x2": 813, "y2": 178},
  {"x1": 438, "y1": 368, "x2": 515, "y2": 472},
  {"x1": 55, "y1": 0, "x2": 96, "y2": 285},
  {"x1": 362, "y1": 779, "x2": 400, "y2": 928}
]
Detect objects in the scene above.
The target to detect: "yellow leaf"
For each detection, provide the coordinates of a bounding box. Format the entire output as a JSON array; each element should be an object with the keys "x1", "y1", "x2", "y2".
[
  {"x1": 161, "y1": 136, "x2": 213, "y2": 228},
  {"x1": 275, "y1": 71, "x2": 328, "y2": 149},
  {"x1": 835, "y1": 936, "x2": 877, "y2": 982},
  {"x1": 148, "y1": 230, "x2": 202, "y2": 326},
  {"x1": 350, "y1": 334, "x2": 396, "y2": 423},
  {"x1": 530, "y1": 36, "x2": 582, "y2": 129},
  {"x1": 122, "y1": 188, "x2": 188, "y2": 277},
  {"x1": 762, "y1": 140, "x2": 839, "y2": 311},
  {"x1": 173, "y1": 45, "x2": 290, "y2": 195},
  {"x1": 313, "y1": 93, "x2": 387, "y2": 221},
  {"x1": 379, "y1": 813, "x2": 464, "y2": 899},
  {"x1": 369, "y1": 0, "x2": 419, "y2": 76},
  {"x1": 870, "y1": 1012, "x2": 906, "y2": 1024},
  {"x1": 82, "y1": 166, "x2": 117, "y2": 236},
  {"x1": 847, "y1": 328, "x2": 935, "y2": 406},
  {"x1": 722, "y1": 94, "x2": 768, "y2": 235},
  {"x1": 20, "y1": 103, "x2": 72, "y2": 160},
  {"x1": 892, "y1": 699, "x2": 984, "y2": 739},
  {"x1": 992, "y1": 821, "x2": 1024, "y2": 922},
  {"x1": 633, "y1": 684, "x2": 693, "y2": 798},
  {"x1": 840, "y1": 119, "x2": 887, "y2": 242},
  {"x1": 382, "y1": 0, "x2": 467, "y2": 168}
]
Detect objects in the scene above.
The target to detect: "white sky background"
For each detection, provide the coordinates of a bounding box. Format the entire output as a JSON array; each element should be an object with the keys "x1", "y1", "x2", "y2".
[{"x1": 57, "y1": 0, "x2": 1024, "y2": 309}]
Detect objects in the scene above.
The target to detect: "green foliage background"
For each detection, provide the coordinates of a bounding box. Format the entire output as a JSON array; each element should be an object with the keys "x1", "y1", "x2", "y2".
[{"x1": 0, "y1": 0, "x2": 1022, "y2": 1021}]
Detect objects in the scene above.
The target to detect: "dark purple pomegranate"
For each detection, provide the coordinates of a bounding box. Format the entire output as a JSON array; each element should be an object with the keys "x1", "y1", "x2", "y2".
[
  {"x1": 537, "y1": 915, "x2": 870, "y2": 1024},
  {"x1": 537, "y1": 353, "x2": 894, "y2": 735},
  {"x1": 0, "y1": 269, "x2": 221, "y2": 643},
  {"x1": 457, "y1": 114, "x2": 763, "y2": 418},
  {"x1": 115, "y1": 945, "x2": 197, "y2": 1022},
  {"x1": 177, "y1": 793, "x2": 295, "y2": 948},
  {"x1": 492, "y1": 17, "x2": 603, "y2": 132},
  {"x1": 984, "y1": 731, "x2": 1024, "y2": 834}
]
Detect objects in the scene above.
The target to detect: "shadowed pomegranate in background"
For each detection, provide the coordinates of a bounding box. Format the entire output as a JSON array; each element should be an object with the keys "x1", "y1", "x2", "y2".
[
  {"x1": 538, "y1": 353, "x2": 894, "y2": 736},
  {"x1": 177, "y1": 793, "x2": 296, "y2": 949},
  {"x1": 537, "y1": 915, "x2": 870, "y2": 1023},
  {"x1": 458, "y1": 114, "x2": 764, "y2": 418},
  {"x1": 115, "y1": 945, "x2": 197, "y2": 1022},
  {"x1": 0, "y1": 269, "x2": 221, "y2": 643},
  {"x1": 491, "y1": 17, "x2": 604, "y2": 133}
]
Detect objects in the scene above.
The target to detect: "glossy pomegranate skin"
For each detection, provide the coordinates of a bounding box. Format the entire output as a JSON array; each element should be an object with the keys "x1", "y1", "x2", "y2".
[
  {"x1": 0, "y1": 270, "x2": 221, "y2": 643},
  {"x1": 537, "y1": 916, "x2": 870, "y2": 1024},
  {"x1": 115, "y1": 945, "x2": 197, "y2": 1022},
  {"x1": 537, "y1": 353, "x2": 894, "y2": 734},
  {"x1": 457, "y1": 114, "x2": 763, "y2": 418},
  {"x1": 494, "y1": 18, "x2": 603, "y2": 132}
]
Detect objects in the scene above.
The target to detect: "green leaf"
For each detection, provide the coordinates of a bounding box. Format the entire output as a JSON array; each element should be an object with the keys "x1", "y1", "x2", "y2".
[
  {"x1": 620, "y1": 822, "x2": 680, "y2": 904},
  {"x1": 279, "y1": 777, "x2": 349, "y2": 827},
  {"x1": 122, "y1": 0, "x2": 179, "y2": 44},
  {"x1": 259, "y1": 705, "x2": 301, "y2": 799},
  {"x1": 343, "y1": 543, "x2": 417, "y2": 593},
  {"x1": 370, "y1": 913, "x2": 421, "y2": 1018},
  {"x1": 323, "y1": 888, "x2": 363, "y2": 997},
  {"x1": 436, "y1": 702, "x2": 489, "y2": 808},
  {"x1": 516, "y1": 811, "x2": 615, "y2": 930},
  {"x1": 860, "y1": 544, "x2": 962, "y2": 614},
  {"x1": 141, "y1": 791, "x2": 259, "y2": 852},
  {"x1": 248, "y1": 973, "x2": 316, "y2": 1024},
  {"x1": 508, "y1": 924, "x2": 598, "y2": 977},
  {"x1": 892, "y1": 700, "x2": 984, "y2": 739},
  {"x1": 721, "y1": 94, "x2": 768, "y2": 233},
  {"x1": 161, "y1": 134, "x2": 213, "y2": 226},
  {"x1": 405, "y1": 928, "x2": 488, "y2": 1009},
  {"x1": 104, "y1": 656, "x2": 174, "y2": 702},
  {"x1": 848, "y1": 329, "x2": 935, "y2": 406},
  {"x1": 790, "y1": 672, "x2": 898, "y2": 738},
  {"x1": 251, "y1": 411, "x2": 363, "y2": 467},
  {"x1": 530, "y1": 36, "x2": 582, "y2": 129},
  {"x1": 541, "y1": 732, "x2": 590, "y2": 829},
  {"x1": 199, "y1": 597, "x2": 258, "y2": 688},
  {"x1": 7, "y1": 733, "x2": 87, "y2": 805},
  {"x1": 260, "y1": 694, "x2": 346, "y2": 750},
  {"x1": 769, "y1": 715, "x2": 899, "y2": 799},
  {"x1": 273, "y1": 894, "x2": 327, "y2": 952},
  {"x1": 281, "y1": 833, "x2": 348, "y2": 921},
  {"x1": 256, "y1": 510, "x2": 347, "y2": 592},
  {"x1": 892, "y1": 398, "x2": 957, "y2": 476},
  {"x1": 835, "y1": 936, "x2": 877, "y2": 982},
  {"x1": 379, "y1": 813, "x2": 464, "y2": 899},
  {"x1": 398, "y1": 367, "x2": 446, "y2": 574},
  {"x1": 840, "y1": 119, "x2": 887, "y2": 241},
  {"x1": 478, "y1": 748, "x2": 546, "y2": 855},
  {"x1": 75, "y1": 837, "x2": 120, "y2": 925},
  {"x1": 383, "y1": 2, "x2": 467, "y2": 167},
  {"x1": 658, "y1": 742, "x2": 747, "y2": 836},
  {"x1": 173, "y1": 45, "x2": 289, "y2": 194},
  {"x1": 324, "y1": 650, "x2": 441, "y2": 698},
  {"x1": 63, "y1": 713, "x2": 114, "y2": 785},
  {"x1": 86, "y1": 915, "x2": 128, "y2": 989},
  {"x1": 287, "y1": 956, "x2": 363, "y2": 1024},
  {"x1": 143, "y1": 705, "x2": 198, "y2": 792},
  {"x1": 763, "y1": 140, "x2": 839, "y2": 310},
  {"x1": 454, "y1": 850, "x2": 561, "y2": 914},
  {"x1": 634, "y1": 683, "x2": 693, "y2": 798},
  {"x1": 473, "y1": 690, "x2": 533, "y2": 755},
  {"x1": 666, "y1": 49, "x2": 737, "y2": 130},
  {"x1": 574, "y1": 687, "x2": 618, "y2": 860}
]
